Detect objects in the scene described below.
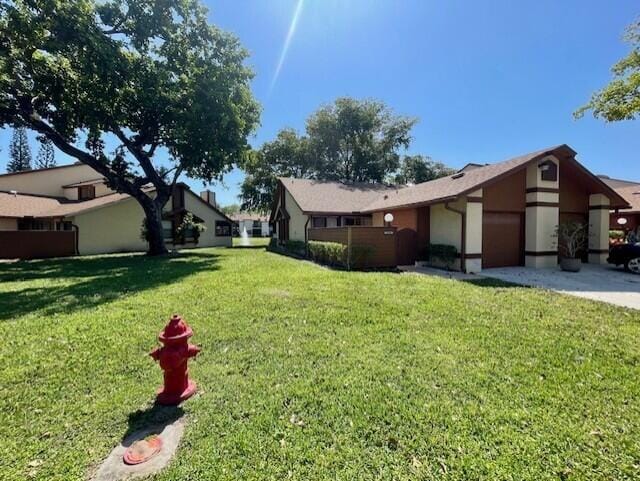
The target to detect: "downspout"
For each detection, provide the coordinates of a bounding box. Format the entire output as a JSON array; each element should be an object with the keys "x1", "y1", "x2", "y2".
[{"x1": 444, "y1": 200, "x2": 466, "y2": 272}]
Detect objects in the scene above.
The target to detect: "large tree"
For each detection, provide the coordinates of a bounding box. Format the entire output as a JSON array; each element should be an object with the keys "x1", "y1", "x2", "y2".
[
  {"x1": 7, "y1": 127, "x2": 31, "y2": 172},
  {"x1": 0, "y1": 0, "x2": 260, "y2": 255},
  {"x1": 241, "y1": 128, "x2": 313, "y2": 212},
  {"x1": 240, "y1": 98, "x2": 416, "y2": 212},
  {"x1": 35, "y1": 135, "x2": 56, "y2": 169},
  {"x1": 575, "y1": 19, "x2": 640, "y2": 121},
  {"x1": 392, "y1": 154, "x2": 455, "y2": 185}
]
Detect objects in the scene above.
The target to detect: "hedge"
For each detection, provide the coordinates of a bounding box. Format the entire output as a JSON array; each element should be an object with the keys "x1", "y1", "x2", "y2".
[
  {"x1": 308, "y1": 240, "x2": 347, "y2": 267},
  {"x1": 427, "y1": 243, "x2": 458, "y2": 270}
]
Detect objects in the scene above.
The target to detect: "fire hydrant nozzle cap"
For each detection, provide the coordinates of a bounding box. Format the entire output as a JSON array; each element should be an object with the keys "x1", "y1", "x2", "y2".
[{"x1": 158, "y1": 314, "x2": 193, "y2": 342}]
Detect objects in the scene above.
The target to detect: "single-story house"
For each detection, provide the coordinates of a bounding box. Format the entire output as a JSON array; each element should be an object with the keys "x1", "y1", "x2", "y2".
[
  {"x1": 599, "y1": 176, "x2": 640, "y2": 234},
  {"x1": 0, "y1": 163, "x2": 233, "y2": 259},
  {"x1": 270, "y1": 144, "x2": 629, "y2": 272},
  {"x1": 229, "y1": 212, "x2": 271, "y2": 237}
]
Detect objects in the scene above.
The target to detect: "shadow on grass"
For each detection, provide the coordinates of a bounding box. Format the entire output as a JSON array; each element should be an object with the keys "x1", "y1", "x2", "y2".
[
  {"x1": 0, "y1": 251, "x2": 219, "y2": 320},
  {"x1": 231, "y1": 245, "x2": 267, "y2": 250},
  {"x1": 461, "y1": 277, "x2": 526, "y2": 288},
  {"x1": 123, "y1": 403, "x2": 185, "y2": 444}
]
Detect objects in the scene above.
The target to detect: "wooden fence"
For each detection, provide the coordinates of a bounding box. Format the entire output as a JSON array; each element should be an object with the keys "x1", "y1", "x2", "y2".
[
  {"x1": 308, "y1": 226, "x2": 397, "y2": 268},
  {"x1": 0, "y1": 231, "x2": 76, "y2": 259}
]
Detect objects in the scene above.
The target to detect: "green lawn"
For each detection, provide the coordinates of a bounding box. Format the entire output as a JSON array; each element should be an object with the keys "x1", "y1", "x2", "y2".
[
  {"x1": 232, "y1": 236, "x2": 270, "y2": 247},
  {"x1": 1, "y1": 247, "x2": 639, "y2": 480}
]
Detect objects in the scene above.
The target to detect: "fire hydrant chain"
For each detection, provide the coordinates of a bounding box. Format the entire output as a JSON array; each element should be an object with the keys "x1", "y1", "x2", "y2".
[{"x1": 150, "y1": 314, "x2": 201, "y2": 405}]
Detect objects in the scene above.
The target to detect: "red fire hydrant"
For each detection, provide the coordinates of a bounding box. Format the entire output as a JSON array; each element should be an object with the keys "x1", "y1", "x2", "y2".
[{"x1": 150, "y1": 314, "x2": 201, "y2": 405}]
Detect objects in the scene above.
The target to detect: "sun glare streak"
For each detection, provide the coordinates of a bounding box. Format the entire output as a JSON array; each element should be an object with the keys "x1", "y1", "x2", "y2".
[{"x1": 269, "y1": 0, "x2": 305, "y2": 93}]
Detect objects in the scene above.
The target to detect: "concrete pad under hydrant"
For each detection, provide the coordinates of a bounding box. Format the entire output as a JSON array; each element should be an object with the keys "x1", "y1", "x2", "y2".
[{"x1": 91, "y1": 416, "x2": 185, "y2": 481}]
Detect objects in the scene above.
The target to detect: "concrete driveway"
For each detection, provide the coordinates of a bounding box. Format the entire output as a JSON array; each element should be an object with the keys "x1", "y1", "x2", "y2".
[{"x1": 482, "y1": 264, "x2": 640, "y2": 310}]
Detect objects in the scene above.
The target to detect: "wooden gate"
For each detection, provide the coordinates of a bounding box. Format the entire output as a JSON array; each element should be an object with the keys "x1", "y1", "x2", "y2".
[{"x1": 396, "y1": 228, "x2": 418, "y2": 266}]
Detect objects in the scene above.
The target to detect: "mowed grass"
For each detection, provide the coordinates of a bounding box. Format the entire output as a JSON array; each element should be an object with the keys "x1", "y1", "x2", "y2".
[
  {"x1": 1, "y1": 247, "x2": 639, "y2": 480},
  {"x1": 232, "y1": 236, "x2": 270, "y2": 247}
]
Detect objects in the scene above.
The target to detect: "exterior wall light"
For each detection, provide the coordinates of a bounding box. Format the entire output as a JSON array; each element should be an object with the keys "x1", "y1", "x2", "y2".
[
  {"x1": 384, "y1": 213, "x2": 394, "y2": 225},
  {"x1": 617, "y1": 217, "x2": 628, "y2": 226}
]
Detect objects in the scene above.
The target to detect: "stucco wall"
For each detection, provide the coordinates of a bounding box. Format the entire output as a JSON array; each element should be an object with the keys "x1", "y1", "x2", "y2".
[
  {"x1": 285, "y1": 189, "x2": 309, "y2": 242},
  {"x1": 588, "y1": 194, "x2": 610, "y2": 264},
  {"x1": 183, "y1": 191, "x2": 232, "y2": 247},
  {"x1": 71, "y1": 198, "x2": 148, "y2": 255},
  {"x1": 0, "y1": 217, "x2": 17, "y2": 230},
  {"x1": 525, "y1": 155, "x2": 560, "y2": 268},
  {"x1": 0, "y1": 164, "x2": 98, "y2": 197},
  {"x1": 430, "y1": 200, "x2": 464, "y2": 252}
]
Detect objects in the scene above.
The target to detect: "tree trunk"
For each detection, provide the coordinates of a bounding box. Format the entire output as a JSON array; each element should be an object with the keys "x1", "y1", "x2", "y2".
[{"x1": 143, "y1": 200, "x2": 169, "y2": 256}]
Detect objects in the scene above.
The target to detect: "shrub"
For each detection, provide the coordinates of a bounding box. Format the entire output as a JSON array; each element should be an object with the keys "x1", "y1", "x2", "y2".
[
  {"x1": 427, "y1": 243, "x2": 458, "y2": 270},
  {"x1": 283, "y1": 240, "x2": 307, "y2": 256},
  {"x1": 555, "y1": 221, "x2": 587, "y2": 259},
  {"x1": 176, "y1": 213, "x2": 207, "y2": 244},
  {"x1": 308, "y1": 241, "x2": 347, "y2": 267}
]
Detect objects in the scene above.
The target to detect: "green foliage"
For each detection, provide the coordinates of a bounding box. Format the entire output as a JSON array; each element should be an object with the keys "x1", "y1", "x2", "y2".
[
  {"x1": 308, "y1": 240, "x2": 348, "y2": 267},
  {"x1": 220, "y1": 203, "x2": 241, "y2": 216},
  {"x1": 308, "y1": 241, "x2": 374, "y2": 270},
  {"x1": 282, "y1": 239, "x2": 307, "y2": 257},
  {"x1": 7, "y1": 127, "x2": 31, "y2": 172},
  {"x1": 0, "y1": 0, "x2": 260, "y2": 254},
  {"x1": 176, "y1": 212, "x2": 207, "y2": 244},
  {"x1": 392, "y1": 154, "x2": 455, "y2": 185},
  {"x1": 427, "y1": 243, "x2": 458, "y2": 270},
  {"x1": 35, "y1": 136, "x2": 56, "y2": 169},
  {"x1": 240, "y1": 98, "x2": 416, "y2": 212},
  {"x1": 1, "y1": 248, "x2": 639, "y2": 480},
  {"x1": 575, "y1": 19, "x2": 640, "y2": 121}
]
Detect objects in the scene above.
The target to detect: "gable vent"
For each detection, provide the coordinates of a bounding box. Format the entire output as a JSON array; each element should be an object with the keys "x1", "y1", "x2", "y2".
[{"x1": 451, "y1": 172, "x2": 465, "y2": 179}]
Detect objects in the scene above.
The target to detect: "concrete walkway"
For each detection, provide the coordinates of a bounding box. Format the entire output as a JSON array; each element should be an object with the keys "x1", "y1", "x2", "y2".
[
  {"x1": 402, "y1": 263, "x2": 640, "y2": 310},
  {"x1": 482, "y1": 264, "x2": 640, "y2": 310}
]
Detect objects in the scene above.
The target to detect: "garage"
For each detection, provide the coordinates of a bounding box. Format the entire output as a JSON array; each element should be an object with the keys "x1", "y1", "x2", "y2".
[{"x1": 482, "y1": 212, "x2": 524, "y2": 268}]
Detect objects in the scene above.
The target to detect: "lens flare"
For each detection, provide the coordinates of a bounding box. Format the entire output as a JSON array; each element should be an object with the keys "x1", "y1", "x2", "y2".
[{"x1": 270, "y1": 0, "x2": 305, "y2": 93}]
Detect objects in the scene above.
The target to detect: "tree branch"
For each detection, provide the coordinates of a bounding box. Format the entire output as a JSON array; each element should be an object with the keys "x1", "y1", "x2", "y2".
[
  {"x1": 19, "y1": 108, "x2": 149, "y2": 203},
  {"x1": 114, "y1": 128, "x2": 165, "y2": 189}
]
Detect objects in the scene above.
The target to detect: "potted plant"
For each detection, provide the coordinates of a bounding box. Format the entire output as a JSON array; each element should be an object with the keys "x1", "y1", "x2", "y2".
[{"x1": 556, "y1": 221, "x2": 587, "y2": 272}]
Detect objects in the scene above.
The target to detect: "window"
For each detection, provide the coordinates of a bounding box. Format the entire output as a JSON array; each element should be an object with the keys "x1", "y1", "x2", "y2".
[
  {"x1": 252, "y1": 220, "x2": 262, "y2": 236},
  {"x1": 343, "y1": 217, "x2": 371, "y2": 226},
  {"x1": 312, "y1": 217, "x2": 327, "y2": 228},
  {"x1": 539, "y1": 160, "x2": 558, "y2": 182},
  {"x1": 78, "y1": 185, "x2": 96, "y2": 200},
  {"x1": 55, "y1": 221, "x2": 73, "y2": 231},
  {"x1": 215, "y1": 221, "x2": 231, "y2": 237}
]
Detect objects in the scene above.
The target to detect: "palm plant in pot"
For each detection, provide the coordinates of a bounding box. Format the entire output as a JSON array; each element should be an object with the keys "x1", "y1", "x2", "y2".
[{"x1": 556, "y1": 221, "x2": 588, "y2": 272}]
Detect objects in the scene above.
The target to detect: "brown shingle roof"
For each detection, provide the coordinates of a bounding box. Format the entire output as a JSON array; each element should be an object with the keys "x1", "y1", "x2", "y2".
[
  {"x1": 279, "y1": 145, "x2": 630, "y2": 214},
  {"x1": 0, "y1": 191, "x2": 65, "y2": 218},
  {"x1": 615, "y1": 185, "x2": 640, "y2": 213},
  {"x1": 62, "y1": 178, "x2": 105, "y2": 188},
  {"x1": 0, "y1": 190, "x2": 144, "y2": 218},
  {"x1": 362, "y1": 145, "x2": 579, "y2": 212},
  {"x1": 278, "y1": 177, "x2": 397, "y2": 214},
  {"x1": 229, "y1": 212, "x2": 268, "y2": 222}
]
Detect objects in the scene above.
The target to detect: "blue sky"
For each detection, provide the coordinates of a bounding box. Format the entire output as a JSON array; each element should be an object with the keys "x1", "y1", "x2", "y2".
[{"x1": 1, "y1": 0, "x2": 638, "y2": 206}]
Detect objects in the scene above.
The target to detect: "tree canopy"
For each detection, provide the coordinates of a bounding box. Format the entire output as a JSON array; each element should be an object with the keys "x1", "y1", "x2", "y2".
[
  {"x1": 241, "y1": 98, "x2": 429, "y2": 213},
  {"x1": 392, "y1": 155, "x2": 455, "y2": 185},
  {"x1": 35, "y1": 136, "x2": 56, "y2": 169},
  {"x1": 0, "y1": 0, "x2": 260, "y2": 254},
  {"x1": 7, "y1": 127, "x2": 31, "y2": 172},
  {"x1": 575, "y1": 19, "x2": 640, "y2": 121}
]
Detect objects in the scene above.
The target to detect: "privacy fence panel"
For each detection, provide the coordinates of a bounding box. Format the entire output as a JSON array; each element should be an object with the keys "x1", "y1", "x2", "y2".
[
  {"x1": 308, "y1": 226, "x2": 397, "y2": 268},
  {"x1": 0, "y1": 231, "x2": 76, "y2": 259}
]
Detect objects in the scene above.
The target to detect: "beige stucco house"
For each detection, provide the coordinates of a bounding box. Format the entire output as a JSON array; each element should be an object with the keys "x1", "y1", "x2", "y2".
[
  {"x1": 0, "y1": 163, "x2": 233, "y2": 258},
  {"x1": 270, "y1": 145, "x2": 629, "y2": 273}
]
